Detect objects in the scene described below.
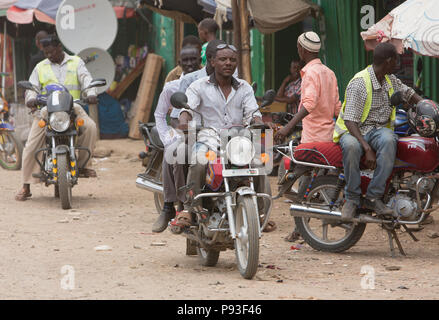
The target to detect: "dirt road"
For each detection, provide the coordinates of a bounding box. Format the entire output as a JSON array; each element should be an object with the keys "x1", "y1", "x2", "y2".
[{"x1": 1, "y1": 138, "x2": 439, "y2": 300}]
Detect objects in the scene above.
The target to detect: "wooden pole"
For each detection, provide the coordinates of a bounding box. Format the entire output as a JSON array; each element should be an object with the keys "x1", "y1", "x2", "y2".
[
  {"x1": 238, "y1": 0, "x2": 252, "y2": 84},
  {"x1": 231, "y1": 0, "x2": 242, "y2": 79},
  {"x1": 174, "y1": 18, "x2": 184, "y2": 64}
]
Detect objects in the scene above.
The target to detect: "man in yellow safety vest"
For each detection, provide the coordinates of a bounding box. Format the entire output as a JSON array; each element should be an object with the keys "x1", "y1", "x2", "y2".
[
  {"x1": 15, "y1": 34, "x2": 98, "y2": 201},
  {"x1": 335, "y1": 43, "x2": 422, "y2": 219}
]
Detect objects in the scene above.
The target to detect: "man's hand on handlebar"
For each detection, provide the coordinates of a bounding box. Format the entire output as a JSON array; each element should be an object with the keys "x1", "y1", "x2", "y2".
[
  {"x1": 85, "y1": 95, "x2": 98, "y2": 105},
  {"x1": 26, "y1": 99, "x2": 38, "y2": 113}
]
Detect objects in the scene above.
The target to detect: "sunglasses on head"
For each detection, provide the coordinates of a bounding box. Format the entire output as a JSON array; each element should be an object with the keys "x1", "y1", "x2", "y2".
[
  {"x1": 40, "y1": 37, "x2": 60, "y2": 47},
  {"x1": 216, "y1": 44, "x2": 238, "y2": 52}
]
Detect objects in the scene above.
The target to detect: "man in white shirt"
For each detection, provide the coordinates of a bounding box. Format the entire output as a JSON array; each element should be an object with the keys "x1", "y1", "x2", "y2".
[
  {"x1": 15, "y1": 35, "x2": 98, "y2": 201},
  {"x1": 174, "y1": 43, "x2": 271, "y2": 229},
  {"x1": 152, "y1": 46, "x2": 202, "y2": 232}
]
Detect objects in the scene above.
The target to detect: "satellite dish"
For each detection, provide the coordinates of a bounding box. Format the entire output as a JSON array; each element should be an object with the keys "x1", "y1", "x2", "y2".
[
  {"x1": 78, "y1": 47, "x2": 115, "y2": 95},
  {"x1": 56, "y1": 0, "x2": 118, "y2": 54}
]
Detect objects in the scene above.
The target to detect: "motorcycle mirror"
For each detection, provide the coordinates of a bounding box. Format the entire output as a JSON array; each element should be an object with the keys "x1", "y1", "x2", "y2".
[
  {"x1": 170, "y1": 92, "x2": 189, "y2": 109},
  {"x1": 390, "y1": 91, "x2": 405, "y2": 107},
  {"x1": 86, "y1": 78, "x2": 107, "y2": 90},
  {"x1": 18, "y1": 81, "x2": 39, "y2": 92},
  {"x1": 260, "y1": 89, "x2": 276, "y2": 109}
]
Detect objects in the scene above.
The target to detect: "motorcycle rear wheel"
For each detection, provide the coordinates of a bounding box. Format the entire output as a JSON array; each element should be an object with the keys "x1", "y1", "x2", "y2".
[
  {"x1": 293, "y1": 175, "x2": 366, "y2": 253},
  {"x1": 57, "y1": 154, "x2": 72, "y2": 210},
  {"x1": 235, "y1": 195, "x2": 259, "y2": 279},
  {"x1": 0, "y1": 131, "x2": 23, "y2": 170}
]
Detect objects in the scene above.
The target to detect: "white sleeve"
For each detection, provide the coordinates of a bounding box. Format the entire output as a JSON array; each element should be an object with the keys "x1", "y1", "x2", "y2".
[
  {"x1": 77, "y1": 58, "x2": 97, "y2": 97},
  {"x1": 154, "y1": 84, "x2": 174, "y2": 146},
  {"x1": 25, "y1": 67, "x2": 40, "y2": 104}
]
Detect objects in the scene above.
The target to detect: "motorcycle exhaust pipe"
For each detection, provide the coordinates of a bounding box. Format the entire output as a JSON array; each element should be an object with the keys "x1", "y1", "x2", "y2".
[
  {"x1": 290, "y1": 203, "x2": 392, "y2": 224},
  {"x1": 136, "y1": 176, "x2": 163, "y2": 193}
]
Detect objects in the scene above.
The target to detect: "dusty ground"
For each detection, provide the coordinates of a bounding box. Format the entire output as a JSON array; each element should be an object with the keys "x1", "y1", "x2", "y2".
[{"x1": 1, "y1": 138, "x2": 439, "y2": 300}]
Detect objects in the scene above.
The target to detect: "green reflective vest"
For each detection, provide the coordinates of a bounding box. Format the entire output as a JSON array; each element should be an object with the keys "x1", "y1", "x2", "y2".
[
  {"x1": 36, "y1": 56, "x2": 81, "y2": 100},
  {"x1": 333, "y1": 66, "x2": 395, "y2": 142}
]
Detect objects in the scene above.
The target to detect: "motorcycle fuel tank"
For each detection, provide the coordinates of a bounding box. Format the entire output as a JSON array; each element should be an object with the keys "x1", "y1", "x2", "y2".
[{"x1": 395, "y1": 136, "x2": 439, "y2": 172}]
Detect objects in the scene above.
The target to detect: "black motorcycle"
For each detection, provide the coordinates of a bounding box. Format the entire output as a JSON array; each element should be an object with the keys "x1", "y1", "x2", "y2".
[{"x1": 18, "y1": 79, "x2": 106, "y2": 209}]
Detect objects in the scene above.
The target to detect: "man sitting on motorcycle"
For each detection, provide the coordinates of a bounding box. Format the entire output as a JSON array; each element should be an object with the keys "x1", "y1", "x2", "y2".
[
  {"x1": 15, "y1": 34, "x2": 98, "y2": 201},
  {"x1": 152, "y1": 40, "x2": 227, "y2": 232},
  {"x1": 152, "y1": 45, "x2": 202, "y2": 233},
  {"x1": 335, "y1": 42, "x2": 422, "y2": 219},
  {"x1": 175, "y1": 41, "x2": 270, "y2": 229}
]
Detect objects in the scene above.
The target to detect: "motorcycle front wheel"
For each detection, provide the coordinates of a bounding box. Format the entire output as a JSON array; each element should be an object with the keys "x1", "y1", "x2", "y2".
[
  {"x1": 0, "y1": 131, "x2": 23, "y2": 170},
  {"x1": 57, "y1": 153, "x2": 72, "y2": 210},
  {"x1": 293, "y1": 175, "x2": 366, "y2": 253},
  {"x1": 235, "y1": 195, "x2": 259, "y2": 279}
]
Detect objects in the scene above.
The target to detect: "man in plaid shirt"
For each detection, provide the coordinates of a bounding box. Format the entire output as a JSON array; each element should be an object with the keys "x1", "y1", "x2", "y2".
[{"x1": 335, "y1": 43, "x2": 422, "y2": 219}]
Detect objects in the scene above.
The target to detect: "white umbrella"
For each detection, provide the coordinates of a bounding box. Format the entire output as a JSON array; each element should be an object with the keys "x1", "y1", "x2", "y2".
[{"x1": 361, "y1": 0, "x2": 439, "y2": 57}]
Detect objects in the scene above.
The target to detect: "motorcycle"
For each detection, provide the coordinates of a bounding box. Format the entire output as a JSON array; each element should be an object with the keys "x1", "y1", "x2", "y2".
[
  {"x1": 136, "y1": 121, "x2": 165, "y2": 214},
  {"x1": 274, "y1": 103, "x2": 416, "y2": 202},
  {"x1": 17, "y1": 79, "x2": 106, "y2": 209},
  {"x1": 139, "y1": 91, "x2": 274, "y2": 279},
  {"x1": 280, "y1": 96, "x2": 439, "y2": 257},
  {"x1": 0, "y1": 74, "x2": 23, "y2": 170}
]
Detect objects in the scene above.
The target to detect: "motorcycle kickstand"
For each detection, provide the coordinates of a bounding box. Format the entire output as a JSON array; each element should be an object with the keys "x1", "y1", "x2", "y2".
[
  {"x1": 386, "y1": 229, "x2": 406, "y2": 258},
  {"x1": 401, "y1": 224, "x2": 419, "y2": 242}
]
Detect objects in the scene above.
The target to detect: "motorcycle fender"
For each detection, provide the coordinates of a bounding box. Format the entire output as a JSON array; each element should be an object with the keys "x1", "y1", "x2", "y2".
[
  {"x1": 236, "y1": 186, "x2": 256, "y2": 197},
  {"x1": 54, "y1": 145, "x2": 70, "y2": 155},
  {"x1": 0, "y1": 122, "x2": 14, "y2": 131}
]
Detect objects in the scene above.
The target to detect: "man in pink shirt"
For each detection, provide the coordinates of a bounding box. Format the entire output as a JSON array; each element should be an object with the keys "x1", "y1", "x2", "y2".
[{"x1": 275, "y1": 31, "x2": 341, "y2": 143}]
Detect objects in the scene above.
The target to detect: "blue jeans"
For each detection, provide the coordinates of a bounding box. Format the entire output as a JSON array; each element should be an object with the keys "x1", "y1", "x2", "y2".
[{"x1": 339, "y1": 127, "x2": 397, "y2": 205}]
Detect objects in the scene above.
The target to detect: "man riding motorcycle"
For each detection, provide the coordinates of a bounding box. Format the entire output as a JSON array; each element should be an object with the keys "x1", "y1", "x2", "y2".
[
  {"x1": 175, "y1": 43, "x2": 271, "y2": 229},
  {"x1": 335, "y1": 42, "x2": 422, "y2": 219},
  {"x1": 15, "y1": 34, "x2": 98, "y2": 201}
]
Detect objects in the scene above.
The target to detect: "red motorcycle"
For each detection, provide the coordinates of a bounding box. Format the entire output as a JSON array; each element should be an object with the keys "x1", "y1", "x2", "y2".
[{"x1": 283, "y1": 99, "x2": 439, "y2": 257}]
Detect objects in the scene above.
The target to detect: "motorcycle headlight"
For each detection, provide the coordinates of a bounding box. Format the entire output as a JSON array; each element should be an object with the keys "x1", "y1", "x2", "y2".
[
  {"x1": 226, "y1": 136, "x2": 255, "y2": 166},
  {"x1": 49, "y1": 111, "x2": 70, "y2": 132}
]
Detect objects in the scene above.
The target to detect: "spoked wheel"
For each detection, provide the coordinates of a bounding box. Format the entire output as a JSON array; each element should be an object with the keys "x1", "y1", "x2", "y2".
[
  {"x1": 0, "y1": 131, "x2": 23, "y2": 170},
  {"x1": 294, "y1": 175, "x2": 366, "y2": 253},
  {"x1": 235, "y1": 195, "x2": 259, "y2": 279},
  {"x1": 57, "y1": 154, "x2": 72, "y2": 210},
  {"x1": 197, "y1": 246, "x2": 220, "y2": 267}
]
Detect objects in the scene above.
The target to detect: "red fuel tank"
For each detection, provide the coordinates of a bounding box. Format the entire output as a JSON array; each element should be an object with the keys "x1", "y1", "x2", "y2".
[{"x1": 395, "y1": 137, "x2": 439, "y2": 172}]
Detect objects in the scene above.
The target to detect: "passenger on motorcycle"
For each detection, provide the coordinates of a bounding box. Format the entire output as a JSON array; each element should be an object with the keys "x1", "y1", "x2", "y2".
[
  {"x1": 152, "y1": 45, "x2": 202, "y2": 233},
  {"x1": 152, "y1": 40, "x2": 231, "y2": 232},
  {"x1": 335, "y1": 42, "x2": 422, "y2": 219},
  {"x1": 176, "y1": 43, "x2": 271, "y2": 229},
  {"x1": 15, "y1": 34, "x2": 98, "y2": 201}
]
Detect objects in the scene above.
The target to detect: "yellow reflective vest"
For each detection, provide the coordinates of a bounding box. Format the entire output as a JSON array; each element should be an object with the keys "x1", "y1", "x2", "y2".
[
  {"x1": 36, "y1": 56, "x2": 81, "y2": 100},
  {"x1": 333, "y1": 66, "x2": 395, "y2": 142}
]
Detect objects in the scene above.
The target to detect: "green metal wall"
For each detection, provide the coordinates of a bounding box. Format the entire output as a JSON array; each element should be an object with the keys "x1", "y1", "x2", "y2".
[
  {"x1": 415, "y1": 55, "x2": 439, "y2": 101},
  {"x1": 311, "y1": 0, "x2": 377, "y2": 100},
  {"x1": 250, "y1": 28, "x2": 265, "y2": 96}
]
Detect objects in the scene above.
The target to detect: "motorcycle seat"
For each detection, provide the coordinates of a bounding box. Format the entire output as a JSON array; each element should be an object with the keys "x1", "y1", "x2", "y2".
[
  {"x1": 149, "y1": 126, "x2": 164, "y2": 149},
  {"x1": 294, "y1": 142, "x2": 343, "y2": 168}
]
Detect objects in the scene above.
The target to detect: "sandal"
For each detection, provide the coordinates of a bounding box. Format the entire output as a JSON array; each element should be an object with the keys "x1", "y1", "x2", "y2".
[
  {"x1": 15, "y1": 189, "x2": 32, "y2": 201},
  {"x1": 170, "y1": 210, "x2": 192, "y2": 234},
  {"x1": 263, "y1": 220, "x2": 277, "y2": 233}
]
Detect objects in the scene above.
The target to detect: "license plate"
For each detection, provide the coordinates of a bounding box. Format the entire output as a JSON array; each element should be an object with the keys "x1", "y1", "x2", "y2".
[{"x1": 222, "y1": 168, "x2": 263, "y2": 177}]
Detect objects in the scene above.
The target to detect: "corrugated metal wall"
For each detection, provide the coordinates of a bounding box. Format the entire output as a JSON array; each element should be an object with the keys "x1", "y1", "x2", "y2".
[{"x1": 415, "y1": 55, "x2": 439, "y2": 101}]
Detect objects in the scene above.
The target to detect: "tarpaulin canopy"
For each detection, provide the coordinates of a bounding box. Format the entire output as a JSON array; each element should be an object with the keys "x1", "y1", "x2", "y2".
[
  {"x1": 6, "y1": 0, "x2": 136, "y2": 24},
  {"x1": 247, "y1": 0, "x2": 320, "y2": 34},
  {"x1": 361, "y1": 0, "x2": 439, "y2": 57}
]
